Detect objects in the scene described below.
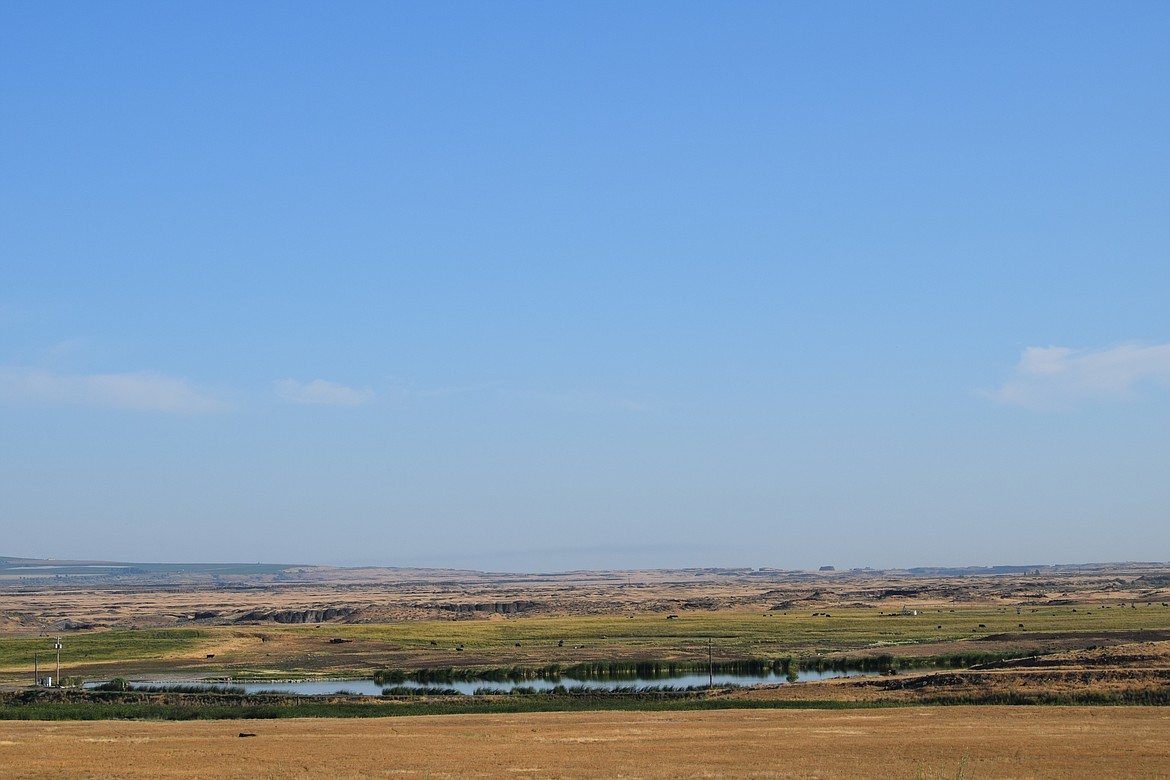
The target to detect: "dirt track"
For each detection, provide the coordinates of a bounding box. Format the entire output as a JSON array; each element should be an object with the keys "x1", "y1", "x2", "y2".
[{"x1": 2, "y1": 707, "x2": 1168, "y2": 778}]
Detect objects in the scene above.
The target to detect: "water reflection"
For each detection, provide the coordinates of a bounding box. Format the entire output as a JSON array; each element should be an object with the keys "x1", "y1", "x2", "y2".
[{"x1": 175, "y1": 668, "x2": 878, "y2": 696}]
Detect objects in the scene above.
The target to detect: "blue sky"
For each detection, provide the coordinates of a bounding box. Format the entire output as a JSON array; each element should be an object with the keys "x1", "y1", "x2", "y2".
[{"x1": 2, "y1": 2, "x2": 1168, "y2": 571}]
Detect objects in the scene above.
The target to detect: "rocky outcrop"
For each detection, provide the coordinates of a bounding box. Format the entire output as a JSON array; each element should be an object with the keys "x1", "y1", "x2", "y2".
[
  {"x1": 430, "y1": 601, "x2": 539, "y2": 615},
  {"x1": 235, "y1": 607, "x2": 358, "y2": 624}
]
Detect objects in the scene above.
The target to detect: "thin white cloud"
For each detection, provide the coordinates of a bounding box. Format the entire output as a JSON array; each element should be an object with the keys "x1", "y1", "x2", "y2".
[
  {"x1": 274, "y1": 378, "x2": 373, "y2": 406},
  {"x1": 991, "y1": 342, "x2": 1170, "y2": 409},
  {"x1": 0, "y1": 366, "x2": 231, "y2": 413}
]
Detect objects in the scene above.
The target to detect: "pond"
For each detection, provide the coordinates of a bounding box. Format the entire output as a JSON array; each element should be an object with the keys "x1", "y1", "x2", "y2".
[{"x1": 93, "y1": 667, "x2": 879, "y2": 696}]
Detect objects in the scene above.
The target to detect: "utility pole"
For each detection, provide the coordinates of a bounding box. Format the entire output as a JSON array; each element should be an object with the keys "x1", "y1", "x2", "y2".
[
  {"x1": 54, "y1": 637, "x2": 62, "y2": 687},
  {"x1": 34, "y1": 653, "x2": 38, "y2": 686}
]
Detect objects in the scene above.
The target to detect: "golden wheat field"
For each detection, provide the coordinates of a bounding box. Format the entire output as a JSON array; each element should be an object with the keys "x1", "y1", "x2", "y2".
[{"x1": 1, "y1": 707, "x2": 1168, "y2": 779}]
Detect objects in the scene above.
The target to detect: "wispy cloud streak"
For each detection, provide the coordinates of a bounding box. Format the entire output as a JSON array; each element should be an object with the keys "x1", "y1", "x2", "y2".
[
  {"x1": 991, "y1": 342, "x2": 1170, "y2": 409},
  {"x1": 274, "y1": 378, "x2": 373, "y2": 406},
  {"x1": 0, "y1": 366, "x2": 231, "y2": 413}
]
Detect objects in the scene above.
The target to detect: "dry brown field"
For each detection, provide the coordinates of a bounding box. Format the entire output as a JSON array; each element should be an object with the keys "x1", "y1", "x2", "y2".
[
  {"x1": 5, "y1": 562, "x2": 1169, "y2": 634},
  {"x1": 3, "y1": 563, "x2": 1170, "y2": 777},
  {"x1": 1, "y1": 707, "x2": 1168, "y2": 779}
]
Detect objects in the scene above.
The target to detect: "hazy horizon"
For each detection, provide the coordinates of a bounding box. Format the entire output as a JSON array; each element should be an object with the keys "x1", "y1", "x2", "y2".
[
  {"x1": 4, "y1": 549, "x2": 1162, "y2": 576},
  {"x1": 3, "y1": 3, "x2": 1168, "y2": 572}
]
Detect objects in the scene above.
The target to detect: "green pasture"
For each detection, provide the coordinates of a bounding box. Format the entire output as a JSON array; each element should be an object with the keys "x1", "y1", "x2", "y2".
[
  {"x1": 0, "y1": 630, "x2": 207, "y2": 674},
  {"x1": 289, "y1": 602, "x2": 1170, "y2": 655},
  {"x1": 1, "y1": 603, "x2": 1167, "y2": 681}
]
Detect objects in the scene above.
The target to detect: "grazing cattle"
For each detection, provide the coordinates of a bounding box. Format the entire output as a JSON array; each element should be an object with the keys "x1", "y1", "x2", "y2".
[
  {"x1": 666, "y1": 615, "x2": 679, "y2": 620},
  {"x1": 206, "y1": 654, "x2": 215, "y2": 658},
  {"x1": 978, "y1": 624, "x2": 986, "y2": 628},
  {"x1": 238, "y1": 733, "x2": 256, "y2": 738}
]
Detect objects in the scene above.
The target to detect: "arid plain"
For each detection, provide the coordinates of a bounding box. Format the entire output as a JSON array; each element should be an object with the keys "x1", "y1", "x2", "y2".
[
  {"x1": 2, "y1": 708, "x2": 1170, "y2": 779},
  {"x1": 3, "y1": 559, "x2": 1170, "y2": 777}
]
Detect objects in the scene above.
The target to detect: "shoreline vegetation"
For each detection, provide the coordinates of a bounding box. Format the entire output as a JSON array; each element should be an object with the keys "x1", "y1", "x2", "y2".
[
  {"x1": 3, "y1": 684, "x2": 1169, "y2": 721},
  {"x1": 6, "y1": 646, "x2": 1170, "y2": 720},
  {"x1": 37, "y1": 650, "x2": 1036, "y2": 692},
  {"x1": 370, "y1": 651, "x2": 1025, "y2": 686}
]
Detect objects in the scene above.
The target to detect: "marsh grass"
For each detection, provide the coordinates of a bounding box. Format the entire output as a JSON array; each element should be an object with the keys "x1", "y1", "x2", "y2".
[
  {"x1": 106, "y1": 683, "x2": 248, "y2": 695},
  {"x1": 370, "y1": 651, "x2": 1023, "y2": 689},
  {"x1": 470, "y1": 683, "x2": 716, "y2": 696},
  {"x1": 5, "y1": 679, "x2": 1167, "y2": 721},
  {"x1": 0, "y1": 688, "x2": 884, "y2": 720},
  {"x1": 376, "y1": 659, "x2": 793, "y2": 685},
  {"x1": 381, "y1": 685, "x2": 462, "y2": 697}
]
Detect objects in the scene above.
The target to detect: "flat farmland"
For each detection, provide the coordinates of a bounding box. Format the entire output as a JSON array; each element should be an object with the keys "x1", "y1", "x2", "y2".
[
  {"x1": 3, "y1": 604, "x2": 1170, "y2": 683},
  {"x1": 3, "y1": 563, "x2": 1170, "y2": 709},
  {"x1": 3, "y1": 561, "x2": 1170, "y2": 684},
  {"x1": 2, "y1": 707, "x2": 1168, "y2": 779}
]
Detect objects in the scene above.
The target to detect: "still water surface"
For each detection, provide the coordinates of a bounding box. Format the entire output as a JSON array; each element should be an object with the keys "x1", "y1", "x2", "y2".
[{"x1": 111, "y1": 668, "x2": 878, "y2": 696}]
